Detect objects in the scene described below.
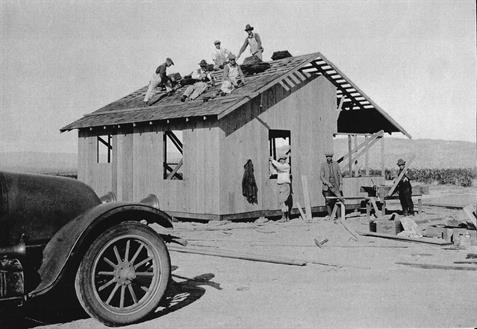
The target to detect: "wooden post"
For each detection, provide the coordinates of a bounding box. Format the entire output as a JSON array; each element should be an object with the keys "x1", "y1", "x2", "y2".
[
  {"x1": 365, "y1": 134, "x2": 369, "y2": 176},
  {"x1": 347, "y1": 135, "x2": 352, "y2": 177},
  {"x1": 380, "y1": 136, "x2": 385, "y2": 179},
  {"x1": 301, "y1": 175, "x2": 312, "y2": 220}
]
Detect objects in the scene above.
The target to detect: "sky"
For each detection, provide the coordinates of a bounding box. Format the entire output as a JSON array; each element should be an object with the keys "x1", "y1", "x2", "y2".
[{"x1": 1, "y1": 0, "x2": 476, "y2": 153}]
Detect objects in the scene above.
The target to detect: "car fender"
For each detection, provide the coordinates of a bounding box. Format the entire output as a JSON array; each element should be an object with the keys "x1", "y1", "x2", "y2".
[{"x1": 28, "y1": 202, "x2": 173, "y2": 298}]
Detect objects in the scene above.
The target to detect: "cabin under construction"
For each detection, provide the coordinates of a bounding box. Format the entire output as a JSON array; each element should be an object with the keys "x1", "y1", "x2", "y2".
[{"x1": 62, "y1": 52, "x2": 410, "y2": 221}]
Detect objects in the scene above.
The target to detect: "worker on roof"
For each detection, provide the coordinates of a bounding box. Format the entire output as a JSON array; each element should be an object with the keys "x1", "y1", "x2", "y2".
[
  {"x1": 143, "y1": 57, "x2": 174, "y2": 104},
  {"x1": 394, "y1": 158, "x2": 414, "y2": 216},
  {"x1": 237, "y1": 24, "x2": 264, "y2": 61},
  {"x1": 320, "y1": 151, "x2": 343, "y2": 220},
  {"x1": 181, "y1": 60, "x2": 215, "y2": 102},
  {"x1": 219, "y1": 54, "x2": 245, "y2": 95},
  {"x1": 270, "y1": 152, "x2": 292, "y2": 222},
  {"x1": 212, "y1": 40, "x2": 231, "y2": 70}
]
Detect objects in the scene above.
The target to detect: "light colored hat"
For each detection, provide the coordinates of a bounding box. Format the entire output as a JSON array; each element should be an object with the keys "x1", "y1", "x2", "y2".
[
  {"x1": 397, "y1": 158, "x2": 406, "y2": 166},
  {"x1": 278, "y1": 154, "x2": 287, "y2": 160},
  {"x1": 214, "y1": 40, "x2": 221, "y2": 45},
  {"x1": 228, "y1": 53, "x2": 236, "y2": 60},
  {"x1": 324, "y1": 151, "x2": 334, "y2": 156}
]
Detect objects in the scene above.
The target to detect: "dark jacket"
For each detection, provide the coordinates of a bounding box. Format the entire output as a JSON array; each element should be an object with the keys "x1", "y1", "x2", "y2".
[
  {"x1": 320, "y1": 161, "x2": 342, "y2": 191},
  {"x1": 242, "y1": 159, "x2": 258, "y2": 204},
  {"x1": 397, "y1": 171, "x2": 412, "y2": 194}
]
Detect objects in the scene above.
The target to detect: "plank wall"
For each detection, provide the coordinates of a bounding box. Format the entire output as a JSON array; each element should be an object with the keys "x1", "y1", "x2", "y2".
[
  {"x1": 78, "y1": 121, "x2": 221, "y2": 216},
  {"x1": 218, "y1": 76, "x2": 337, "y2": 215}
]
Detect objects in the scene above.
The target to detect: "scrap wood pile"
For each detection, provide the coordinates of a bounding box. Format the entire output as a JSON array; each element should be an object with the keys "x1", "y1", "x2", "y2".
[
  {"x1": 168, "y1": 217, "x2": 362, "y2": 268},
  {"x1": 360, "y1": 202, "x2": 477, "y2": 271}
]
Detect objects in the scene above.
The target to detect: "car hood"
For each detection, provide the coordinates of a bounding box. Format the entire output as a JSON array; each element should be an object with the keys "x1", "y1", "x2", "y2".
[{"x1": 0, "y1": 171, "x2": 101, "y2": 246}]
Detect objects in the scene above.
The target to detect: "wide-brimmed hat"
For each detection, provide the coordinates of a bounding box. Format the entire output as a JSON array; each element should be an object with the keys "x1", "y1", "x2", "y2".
[
  {"x1": 214, "y1": 40, "x2": 221, "y2": 45},
  {"x1": 228, "y1": 53, "x2": 236, "y2": 60},
  {"x1": 397, "y1": 158, "x2": 406, "y2": 166},
  {"x1": 278, "y1": 154, "x2": 287, "y2": 160},
  {"x1": 166, "y1": 57, "x2": 174, "y2": 65},
  {"x1": 244, "y1": 24, "x2": 254, "y2": 31},
  {"x1": 199, "y1": 59, "x2": 208, "y2": 67},
  {"x1": 324, "y1": 151, "x2": 334, "y2": 157}
]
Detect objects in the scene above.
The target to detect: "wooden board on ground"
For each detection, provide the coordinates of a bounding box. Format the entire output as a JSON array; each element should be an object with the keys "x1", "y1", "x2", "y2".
[
  {"x1": 169, "y1": 246, "x2": 306, "y2": 266},
  {"x1": 358, "y1": 231, "x2": 452, "y2": 245},
  {"x1": 396, "y1": 262, "x2": 477, "y2": 271}
]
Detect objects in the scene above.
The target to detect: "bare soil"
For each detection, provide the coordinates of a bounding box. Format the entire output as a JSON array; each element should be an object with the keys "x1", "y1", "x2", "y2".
[{"x1": 19, "y1": 206, "x2": 475, "y2": 328}]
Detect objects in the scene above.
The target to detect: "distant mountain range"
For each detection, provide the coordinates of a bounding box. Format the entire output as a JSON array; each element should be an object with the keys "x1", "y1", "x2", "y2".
[
  {"x1": 333, "y1": 137, "x2": 476, "y2": 169},
  {"x1": 0, "y1": 152, "x2": 77, "y2": 174},
  {"x1": 0, "y1": 138, "x2": 475, "y2": 174}
]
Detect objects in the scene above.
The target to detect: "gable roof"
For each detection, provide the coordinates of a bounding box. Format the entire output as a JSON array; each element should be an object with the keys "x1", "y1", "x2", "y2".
[{"x1": 60, "y1": 52, "x2": 410, "y2": 138}]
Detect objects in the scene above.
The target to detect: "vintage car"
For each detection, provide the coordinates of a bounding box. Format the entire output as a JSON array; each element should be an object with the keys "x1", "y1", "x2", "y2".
[{"x1": 0, "y1": 171, "x2": 183, "y2": 326}]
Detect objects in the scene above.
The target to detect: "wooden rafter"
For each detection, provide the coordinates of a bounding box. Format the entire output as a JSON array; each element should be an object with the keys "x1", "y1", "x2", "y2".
[{"x1": 311, "y1": 62, "x2": 364, "y2": 110}]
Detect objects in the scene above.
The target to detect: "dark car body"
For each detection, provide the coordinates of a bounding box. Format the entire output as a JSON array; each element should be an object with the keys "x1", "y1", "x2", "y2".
[{"x1": 0, "y1": 171, "x2": 176, "y2": 325}]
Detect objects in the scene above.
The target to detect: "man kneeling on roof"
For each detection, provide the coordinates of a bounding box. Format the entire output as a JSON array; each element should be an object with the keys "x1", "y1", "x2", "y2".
[
  {"x1": 219, "y1": 54, "x2": 245, "y2": 95},
  {"x1": 181, "y1": 60, "x2": 215, "y2": 102},
  {"x1": 144, "y1": 57, "x2": 174, "y2": 104}
]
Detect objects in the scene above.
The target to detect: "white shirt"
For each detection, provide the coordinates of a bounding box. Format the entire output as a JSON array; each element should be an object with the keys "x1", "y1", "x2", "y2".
[
  {"x1": 212, "y1": 47, "x2": 231, "y2": 67},
  {"x1": 271, "y1": 159, "x2": 291, "y2": 184}
]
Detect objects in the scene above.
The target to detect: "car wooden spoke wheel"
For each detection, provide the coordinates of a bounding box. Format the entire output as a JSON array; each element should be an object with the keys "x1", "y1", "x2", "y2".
[{"x1": 75, "y1": 221, "x2": 170, "y2": 326}]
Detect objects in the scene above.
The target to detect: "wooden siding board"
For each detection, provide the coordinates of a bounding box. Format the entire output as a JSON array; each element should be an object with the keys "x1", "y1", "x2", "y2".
[{"x1": 218, "y1": 76, "x2": 336, "y2": 215}]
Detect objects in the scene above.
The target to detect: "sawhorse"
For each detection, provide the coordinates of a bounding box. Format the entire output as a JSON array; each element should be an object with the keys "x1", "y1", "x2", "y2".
[{"x1": 326, "y1": 196, "x2": 367, "y2": 221}]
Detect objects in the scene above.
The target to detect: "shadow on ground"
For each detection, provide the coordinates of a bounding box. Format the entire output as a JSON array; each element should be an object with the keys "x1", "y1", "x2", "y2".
[{"x1": 0, "y1": 267, "x2": 220, "y2": 328}]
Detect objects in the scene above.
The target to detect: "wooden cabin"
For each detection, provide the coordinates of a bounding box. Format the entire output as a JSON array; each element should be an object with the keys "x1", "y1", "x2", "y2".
[{"x1": 62, "y1": 52, "x2": 409, "y2": 221}]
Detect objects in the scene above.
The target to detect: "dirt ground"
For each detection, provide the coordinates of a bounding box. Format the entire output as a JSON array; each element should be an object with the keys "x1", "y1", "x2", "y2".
[{"x1": 7, "y1": 185, "x2": 477, "y2": 328}]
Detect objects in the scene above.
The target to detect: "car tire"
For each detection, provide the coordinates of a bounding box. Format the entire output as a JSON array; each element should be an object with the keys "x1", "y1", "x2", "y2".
[{"x1": 74, "y1": 221, "x2": 170, "y2": 326}]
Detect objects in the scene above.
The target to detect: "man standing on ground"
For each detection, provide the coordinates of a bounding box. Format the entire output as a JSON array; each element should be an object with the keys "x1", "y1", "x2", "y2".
[
  {"x1": 212, "y1": 40, "x2": 231, "y2": 69},
  {"x1": 270, "y1": 153, "x2": 292, "y2": 222},
  {"x1": 181, "y1": 60, "x2": 215, "y2": 102},
  {"x1": 144, "y1": 57, "x2": 174, "y2": 103},
  {"x1": 320, "y1": 152, "x2": 342, "y2": 219},
  {"x1": 395, "y1": 158, "x2": 414, "y2": 216},
  {"x1": 237, "y1": 24, "x2": 264, "y2": 61}
]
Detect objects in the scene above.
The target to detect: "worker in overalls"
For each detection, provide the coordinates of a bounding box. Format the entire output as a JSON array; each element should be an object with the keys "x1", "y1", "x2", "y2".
[
  {"x1": 320, "y1": 152, "x2": 343, "y2": 219},
  {"x1": 396, "y1": 158, "x2": 414, "y2": 216},
  {"x1": 237, "y1": 24, "x2": 264, "y2": 61},
  {"x1": 220, "y1": 54, "x2": 245, "y2": 95}
]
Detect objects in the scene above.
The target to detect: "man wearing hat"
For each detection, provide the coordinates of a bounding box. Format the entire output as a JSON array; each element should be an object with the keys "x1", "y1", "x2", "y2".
[
  {"x1": 270, "y1": 153, "x2": 292, "y2": 221},
  {"x1": 212, "y1": 40, "x2": 231, "y2": 70},
  {"x1": 220, "y1": 54, "x2": 245, "y2": 95},
  {"x1": 237, "y1": 24, "x2": 264, "y2": 61},
  {"x1": 320, "y1": 151, "x2": 343, "y2": 219},
  {"x1": 144, "y1": 57, "x2": 174, "y2": 103},
  {"x1": 395, "y1": 158, "x2": 414, "y2": 216},
  {"x1": 181, "y1": 60, "x2": 215, "y2": 102}
]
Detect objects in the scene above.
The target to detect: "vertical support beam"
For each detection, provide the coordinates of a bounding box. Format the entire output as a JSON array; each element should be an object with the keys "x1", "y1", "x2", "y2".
[
  {"x1": 365, "y1": 134, "x2": 369, "y2": 176},
  {"x1": 380, "y1": 136, "x2": 385, "y2": 179},
  {"x1": 301, "y1": 175, "x2": 312, "y2": 221},
  {"x1": 347, "y1": 135, "x2": 352, "y2": 177},
  {"x1": 353, "y1": 135, "x2": 358, "y2": 176}
]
